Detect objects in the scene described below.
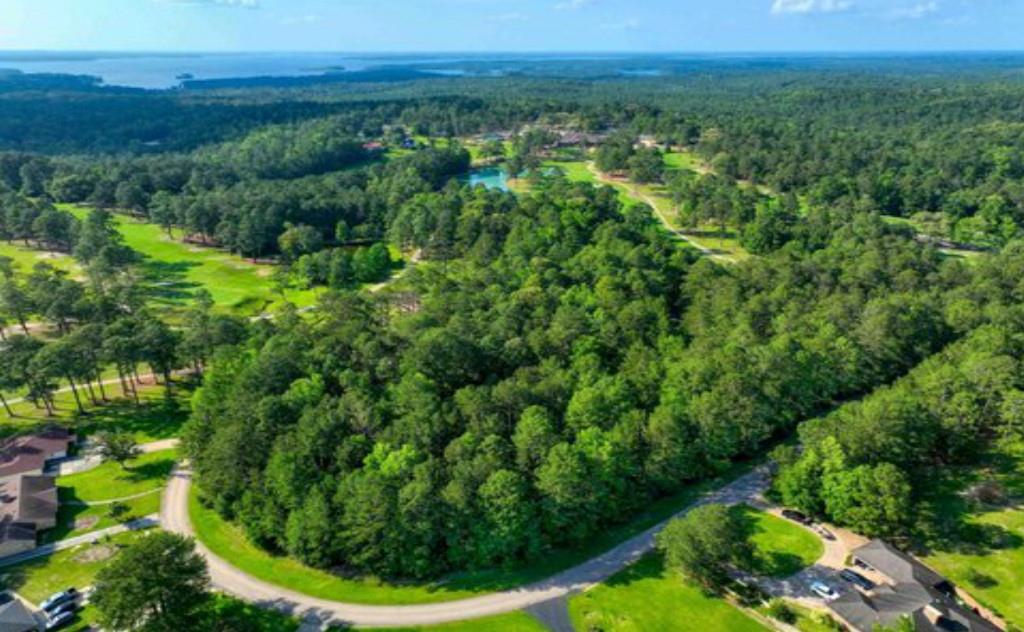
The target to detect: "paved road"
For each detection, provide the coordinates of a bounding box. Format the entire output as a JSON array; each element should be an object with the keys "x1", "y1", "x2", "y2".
[
  {"x1": 0, "y1": 515, "x2": 159, "y2": 568},
  {"x1": 162, "y1": 463, "x2": 771, "y2": 629}
]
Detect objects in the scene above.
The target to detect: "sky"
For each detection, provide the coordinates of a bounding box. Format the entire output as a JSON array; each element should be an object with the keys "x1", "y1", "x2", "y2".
[{"x1": 0, "y1": 0, "x2": 1021, "y2": 53}]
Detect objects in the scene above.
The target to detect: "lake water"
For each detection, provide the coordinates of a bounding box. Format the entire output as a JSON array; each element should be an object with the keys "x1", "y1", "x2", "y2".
[
  {"x1": 461, "y1": 167, "x2": 510, "y2": 192},
  {"x1": 0, "y1": 52, "x2": 488, "y2": 90}
]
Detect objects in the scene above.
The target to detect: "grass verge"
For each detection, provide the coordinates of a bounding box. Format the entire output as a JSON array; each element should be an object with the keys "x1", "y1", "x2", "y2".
[{"x1": 568, "y1": 553, "x2": 768, "y2": 632}]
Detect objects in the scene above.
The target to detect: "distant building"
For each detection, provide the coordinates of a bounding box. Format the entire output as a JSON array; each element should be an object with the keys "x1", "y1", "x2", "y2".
[
  {"x1": 0, "y1": 428, "x2": 75, "y2": 482},
  {"x1": 828, "y1": 540, "x2": 1001, "y2": 632},
  {"x1": 401, "y1": 138, "x2": 418, "y2": 150},
  {"x1": 362, "y1": 141, "x2": 385, "y2": 153}
]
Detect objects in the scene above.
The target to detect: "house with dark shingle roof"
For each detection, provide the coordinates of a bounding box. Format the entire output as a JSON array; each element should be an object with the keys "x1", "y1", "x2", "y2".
[
  {"x1": 828, "y1": 540, "x2": 1001, "y2": 632},
  {"x1": 0, "y1": 427, "x2": 74, "y2": 482},
  {"x1": 0, "y1": 475, "x2": 58, "y2": 559}
]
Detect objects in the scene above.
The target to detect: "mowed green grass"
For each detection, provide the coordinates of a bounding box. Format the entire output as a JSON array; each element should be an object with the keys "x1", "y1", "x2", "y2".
[
  {"x1": 921, "y1": 441, "x2": 1024, "y2": 628},
  {"x1": 373, "y1": 613, "x2": 546, "y2": 632},
  {"x1": 0, "y1": 240, "x2": 79, "y2": 278},
  {"x1": 732, "y1": 505, "x2": 824, "y2": 577},
  {"x1": 1, "y1": 384, "x2": 191, "y2": 442},
  {"x1": 60, "y1": 205, "x2": 316, "y2": 316},
  {"x1": 0, "y1": 530, "x2": 150, "y2": 604},
  {"x1": 45, "y1": 492, "x2": 161, "y2": 543},
  {"x1": 568, "y1": 553, "x2": 768, "y2": 632},
  {"x1": 58, "y1": 448, "x2": 178, "y2": 503}
]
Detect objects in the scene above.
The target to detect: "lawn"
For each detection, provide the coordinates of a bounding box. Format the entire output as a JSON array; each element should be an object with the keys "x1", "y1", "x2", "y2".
[
  {"x1": 759, "y1": 602, "x2": 841, "y2": 632},
  {"x1": 44, "y1": 492, "x2": 161, "y2": 543},
  {"x1": 0, "y1": 240, "x2": 79, "y2": 279},
  {"x1": 61, "y1": 204, "x2": 317, "y2": 317},
  {"x1": 0, "y1": 378, "x2": 192, "y2": 441},
  {"x1": 58, "y1": 448, "x2": 178, "y2": 503},
  {"x1": 732, "y1": 505, "x2": 824, "y2": 577},
  {"x1": 919, "y1": 441, "x2": 1024, "y2": 629},
  {"x1": 373, "y1": 612, "x2": 546, "y2": 632},
  {"x1": 568, "y1": 553, "x2": 768, "y2": 632},
  {"x1": 0, "y1": 530, "x2": 150, "y2": 604},
  {"x1": 189, "y1": 459, "x2": 758, "y2": 605}
]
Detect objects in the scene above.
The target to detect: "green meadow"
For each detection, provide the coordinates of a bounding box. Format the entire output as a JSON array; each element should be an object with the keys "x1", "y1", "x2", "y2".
[
  {"x1": 59, "y1": 204, "x2": 317, "y2": 317},
  {"x1": 568, "y1": 553, "x2": 767, "y2": 632}
]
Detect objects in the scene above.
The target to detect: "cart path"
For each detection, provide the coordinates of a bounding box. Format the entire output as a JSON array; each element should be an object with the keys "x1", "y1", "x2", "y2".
[{"x1": 161, "y1": 463, "x2": 771, "y2": 629}]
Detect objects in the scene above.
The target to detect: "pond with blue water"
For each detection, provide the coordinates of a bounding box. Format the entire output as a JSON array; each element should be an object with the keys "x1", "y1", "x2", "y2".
[{"x1": 460, "y1": 167, "x2": 511, "y2": 192}]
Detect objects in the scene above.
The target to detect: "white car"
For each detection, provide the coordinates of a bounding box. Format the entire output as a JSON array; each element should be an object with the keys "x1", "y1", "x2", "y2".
[{"x1": 810, "y1": 581, "x2": 839, "y2": 601}]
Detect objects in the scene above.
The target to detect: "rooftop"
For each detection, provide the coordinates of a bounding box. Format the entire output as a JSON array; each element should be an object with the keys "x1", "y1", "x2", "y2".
[
  {"x1": 0, "y1": 475, "x2": 57, "y2": 524},
  {"x1": 0, "y1": 428, "x2": 74, "y2": 480},
  {"x1": 829, "y1": 540, "x2": 1000, "y2": 632}
]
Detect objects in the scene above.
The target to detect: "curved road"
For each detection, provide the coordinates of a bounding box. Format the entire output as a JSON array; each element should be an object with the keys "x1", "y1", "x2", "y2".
[{"x1": 161, "y1": 464, "x2": 770, "y2": 629}]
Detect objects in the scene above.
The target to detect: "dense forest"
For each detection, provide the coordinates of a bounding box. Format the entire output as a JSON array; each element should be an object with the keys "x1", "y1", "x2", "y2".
[{"x1": 2, "y1": 56, "x2": 1024, "y2": 584}]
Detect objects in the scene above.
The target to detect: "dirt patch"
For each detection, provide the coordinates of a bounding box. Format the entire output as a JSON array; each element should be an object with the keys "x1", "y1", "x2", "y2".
[
  {"x1": 73, "y1": 516, "x2": 100, "y2": 531},
  {"x1": 73, "y1": 544, "x2": 118, "y2": 564}
]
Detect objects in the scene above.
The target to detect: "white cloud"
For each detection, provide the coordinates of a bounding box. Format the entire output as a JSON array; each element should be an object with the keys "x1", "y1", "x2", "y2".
[
  {"x1": 771, "y1": 0, "x2": 854, "y2": 14},
  {"x1": 555, "y1": 0, "x2": 595, "y2": 10},
  {"x1": 888, "y1": 1, "x2": 939, "y2": 19}
]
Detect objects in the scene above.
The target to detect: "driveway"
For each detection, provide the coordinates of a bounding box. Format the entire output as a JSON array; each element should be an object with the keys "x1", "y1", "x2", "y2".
[{"x1": 162, "y1": 464, "x2": 772, "y2": 629}]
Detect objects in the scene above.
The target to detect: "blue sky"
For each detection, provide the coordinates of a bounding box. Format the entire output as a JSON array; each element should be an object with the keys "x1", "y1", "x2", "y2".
[{"x1": 0, "y1": 0, "x2": 1021, "y2": 52}]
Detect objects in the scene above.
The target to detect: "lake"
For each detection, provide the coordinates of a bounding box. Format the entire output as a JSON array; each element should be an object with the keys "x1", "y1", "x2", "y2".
[{"x1": 0, "y1": 52, "x2": 491, "y2": 90}]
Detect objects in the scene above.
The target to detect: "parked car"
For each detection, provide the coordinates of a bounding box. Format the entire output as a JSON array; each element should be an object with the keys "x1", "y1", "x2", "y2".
[
  {"x1": 40, "y1": 588, "x2": 78, "y2": 613},
  {"x1": 44, "y1": 611, "x2": 75, "y2": 631},
  {"x1": 839, "y1": 569, "x2": 875, "y2": 590},
  {"x1": 47, "y1": 600, "x2": 79, "y2": 618},
  {"x1": 782, "y1": 509, "x2": 811, "y2": 525},
  {"x1": 810, "y1": 581, "x2": 840, "y2": 601},
  {"x1": 815, "y1": 525, "x2": 836, "y2": 540}
]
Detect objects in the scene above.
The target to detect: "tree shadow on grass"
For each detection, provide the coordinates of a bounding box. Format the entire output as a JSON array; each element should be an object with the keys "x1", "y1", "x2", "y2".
[
  {"x1": 122, "y1": 457, "x2": 176, "y2": 484},
  {"x1": 76, "y1": 389, "x2": 192, "y2": 442},
  {"x1": 915, "y1": 443, "x2": 1024, "y2": 557},
  {"x1": 137, "y1": 258, "x2": 203, "y2": 305},
  {"x1": 730, "y1": 504, "x2": 807, "y2": 578},
  {"x1": 604, "y1": 551, "x2": 665, "y2": 589}
]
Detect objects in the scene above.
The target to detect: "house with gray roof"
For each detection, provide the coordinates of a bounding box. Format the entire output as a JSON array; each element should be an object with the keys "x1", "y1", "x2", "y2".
[
  {"x1": 828, "y1": 540, "x2": 1001, "y2": 632},
  {"x1": 0, "y1": 592, "x2": 37, "y2": 632}
]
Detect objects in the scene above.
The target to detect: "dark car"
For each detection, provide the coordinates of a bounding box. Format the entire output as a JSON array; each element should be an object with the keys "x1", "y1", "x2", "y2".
[
  {"x1": 839, "y1": 569, "x2": 875, "y2": 590},
  {"x1": 48, "y1": 600, "x2": 79, "y2": 618},
  {"x1": 44, "y1": 611, "x2": 75, "y2": 631},
  {"x1": 40, "y1": 588, "x2": 78, "y2": 613},
  {"x1": 781, "y1": 509, "x2": 811, "y2": 525}
]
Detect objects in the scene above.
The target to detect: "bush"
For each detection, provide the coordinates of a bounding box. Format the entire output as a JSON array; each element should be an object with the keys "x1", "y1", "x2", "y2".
[{"x1": 764, "y1": 599, "x2": 797, "y2": 624}]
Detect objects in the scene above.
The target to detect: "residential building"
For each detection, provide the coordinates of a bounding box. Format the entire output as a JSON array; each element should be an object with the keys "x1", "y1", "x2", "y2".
[
  {"x1": 0, "y1": 592, "x2": 38, "y2": 632},
  {"x1": 0, "y1": 475, "x2": 59, "y2": 559},
  {"x1": 0, "y1": 428, "x2": 75, "y2": 482},
  {"x1": 828, "y1": 540, "x2": 1001, "y2": 632}
]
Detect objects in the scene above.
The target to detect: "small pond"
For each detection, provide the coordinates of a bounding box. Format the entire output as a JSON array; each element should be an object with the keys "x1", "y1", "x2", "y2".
[{"x1": 460, "y1": 167, "x2": 510, "y2": 192}]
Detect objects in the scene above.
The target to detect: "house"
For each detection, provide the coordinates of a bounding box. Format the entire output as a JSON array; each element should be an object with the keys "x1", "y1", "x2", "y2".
[
  {"x1": 362, "y1": 141, "x2": 385, "y2": 153},
  {"x1": 0, "y1": 592, "x2": 38, "y2": 632},
  {"x1": 400, "y1": 138, "x2": 418, "y2": 150},
  {"x1": 828, "y1": 540, "x2": 1001, "y2": 632},
  {"x1": 0, "y1": 475, "x2": 59, "y2": 559},
  {"x1": 0, "y1": 428, "x2": 75, "y2": 482}
]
